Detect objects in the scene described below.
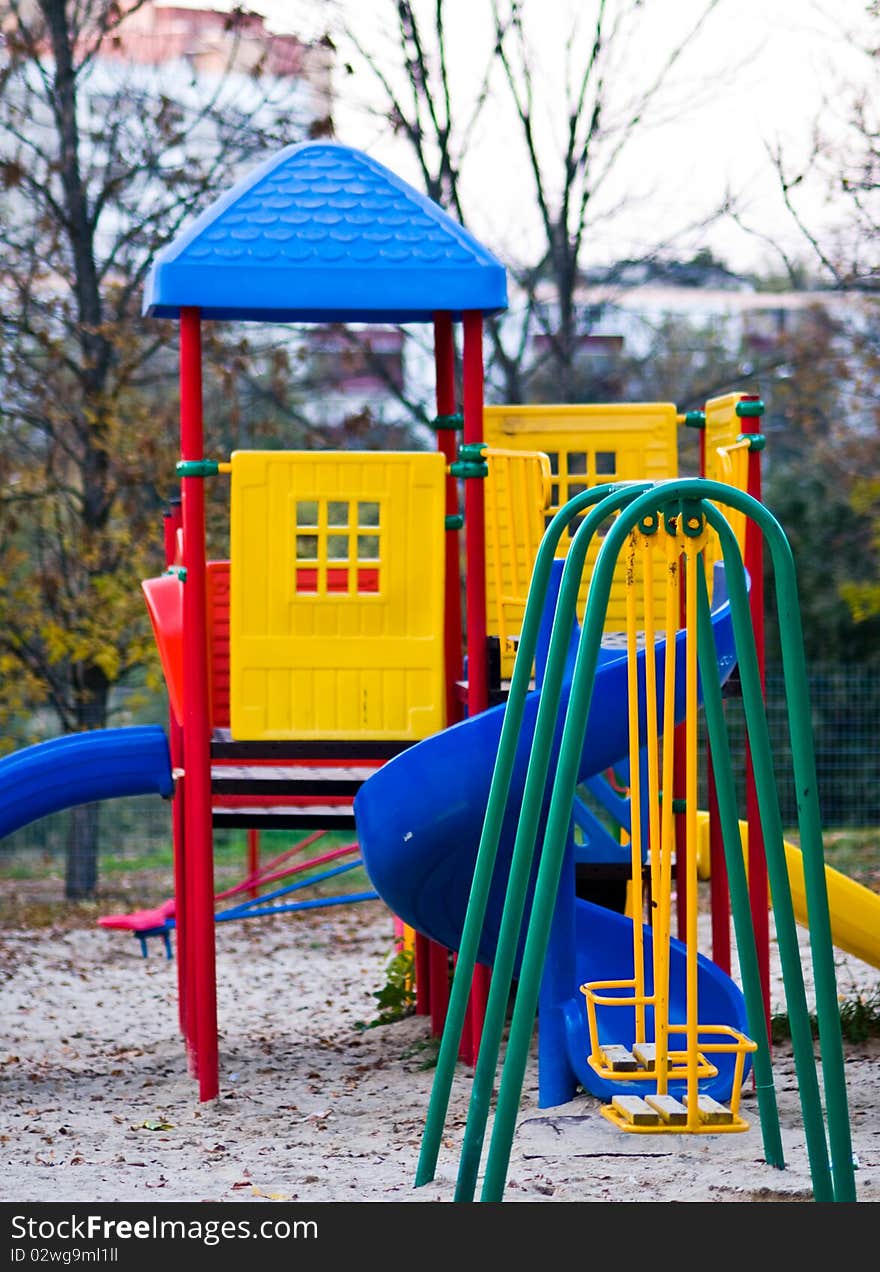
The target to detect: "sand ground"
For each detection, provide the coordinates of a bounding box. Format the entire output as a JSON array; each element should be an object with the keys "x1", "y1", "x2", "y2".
[{"x1": 0, "y1": 883, "x2": 877, "y2": 1206}]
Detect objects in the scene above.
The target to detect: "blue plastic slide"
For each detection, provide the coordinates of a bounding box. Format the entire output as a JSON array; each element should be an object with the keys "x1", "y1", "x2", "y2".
[
  {"x1": 355, "y1": 571, "x2": 751, "y2": 1104},
  {"x1": 0, "y1": 726, "x2": 174, "y2": 840}
]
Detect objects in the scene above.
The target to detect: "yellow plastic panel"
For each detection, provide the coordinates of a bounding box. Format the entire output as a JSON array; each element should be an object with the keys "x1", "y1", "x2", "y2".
[
  {"x1": 229, "y1": 451, "x2": 446, "y2": 741},
  {"x1": 703, "y1": 393, "x2": 750, "y2": 586},
  {"x1": 484, "y1": 448, "x2": 552, "y2": 679},
  {"x1": 483, "y1": 404, "x2": 679, "y2": 639}
]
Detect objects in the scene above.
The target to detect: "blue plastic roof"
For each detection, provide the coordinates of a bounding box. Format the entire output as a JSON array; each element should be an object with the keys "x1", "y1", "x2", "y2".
[{"x1": 142, "y1": 141, "x2": 508, "y2": 323}]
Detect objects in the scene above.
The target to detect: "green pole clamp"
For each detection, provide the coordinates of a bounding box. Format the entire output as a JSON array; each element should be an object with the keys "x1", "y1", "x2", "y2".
[
  {"x1": 735, "y1": 399, "x2": 765, "y2": 419},
  {"x1": 658, "y1": 792, "x2": 688, "y2": 814},
  {"x1": 164, "y1": 565, "x2": 187, "y2": 582},
  {"x1": 738, "y1": 432, "x2": 766, "y2": 450},
  {"x1": 458, "y1": 442, "x2": 487, "y2": 462},
  {"x1": 451, "y1": 442, "x2": 488, "y2": 479},
  {"x1": 176, "y1": 459, "x2": 220, "y2": 478},
  {"x1": 683, "y1": 410, "x2": 706, "y2": 429},
  {"x1": 431, "y1": 412, "x2": 464, "y2": 431},
  {"x1": 445, "y1": 513, "x2": 464, "y2": 531},
  {"x1": 638, "y1": 511, "x2": 660, "y2": 536}
]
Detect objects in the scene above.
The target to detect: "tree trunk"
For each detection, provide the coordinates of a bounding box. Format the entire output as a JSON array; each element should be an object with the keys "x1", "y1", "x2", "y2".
[
  {"x1": 64, "y1": 801, "x2": 102, "y2": 899},
  {"x1": 64, "y1": 667, "x2": 111, "y2": 900}
]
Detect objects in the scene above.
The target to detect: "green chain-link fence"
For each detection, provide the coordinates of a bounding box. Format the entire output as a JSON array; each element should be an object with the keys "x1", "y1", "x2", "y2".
[{"x1": 0, "y1": 663, "x2": 877, "y2": 882}]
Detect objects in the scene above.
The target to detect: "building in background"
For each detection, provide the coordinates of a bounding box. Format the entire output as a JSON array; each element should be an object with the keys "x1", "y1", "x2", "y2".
[{"x1": 99, "y1": 2, "x2": 333, "y2": 123}]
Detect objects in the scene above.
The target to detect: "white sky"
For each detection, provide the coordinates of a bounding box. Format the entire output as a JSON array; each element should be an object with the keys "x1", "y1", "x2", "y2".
[{"x1": 190, "y1": 0, "x2": 876, "y2": 276}]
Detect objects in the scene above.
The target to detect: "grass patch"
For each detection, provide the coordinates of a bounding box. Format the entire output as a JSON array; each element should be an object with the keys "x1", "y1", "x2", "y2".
[
  {"x1": 356, "y1": 946, "x2": 416, "y2": 1030},
  {"x1": 785, "y1": 826, "x2": 880, "y2": 893},
  {"x1": 402, "y1": 1034, "x2": 442, "y2": 1070},
  {"x1": 770, "y1": 985, "x2": 880, "y2": 1045},
  {"x1": 0, "y1": 827, "x2": 376, "y2": 929}
]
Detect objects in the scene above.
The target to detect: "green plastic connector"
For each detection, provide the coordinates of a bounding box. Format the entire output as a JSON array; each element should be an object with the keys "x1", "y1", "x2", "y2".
[
  {"x1": 683, "y1": 410, "x2": 706, "y2": 429},
  {"x1": 176, "y1": 459, "x2": 220, "y2": 478},
  {"x1": 671, "y1": 798, "x2": 687, "y2": 814},
  {"x1": 164, "y1": 565, "x2": 187, "y2": 582},
  {"x1": 449, "y1": 461, "x2": 488, "y2": 479},
  {"x1": 445, "y1": 513, "x2": 464, "y2": 531},
  {"x1": 738, "y1": 432, "x2": 766, "y2": 451},
  {"x1": 735, "y1": 399, "x2": 765, "y2": 419},
  {"x1": 638, "y1": 511, "x2": 660, "y2": 536},
  {"x1": 680, "y1": 498, "x2": 705, "y2": 538},
  {"x1": 431, "y1": 412, "x2": 464, "y2": 431},
  {"x1": 457, "y1": 442, "x2": 488, "y2": 462}
]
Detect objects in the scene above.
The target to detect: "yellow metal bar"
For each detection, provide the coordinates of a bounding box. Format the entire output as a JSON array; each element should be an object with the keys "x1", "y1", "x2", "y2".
[
  {"x1": 639, "y1": 527, "x2": 664, "y2": 1089},
  {"x1": 624, "y1": 531, "x2": 647, "y2": 1042},
  {"x1": 655, "y1": 521, "x2": 679, "y2": 1095},
  {"x1": 684, "y1": 534, "x2": 701, "y2": 1131}
]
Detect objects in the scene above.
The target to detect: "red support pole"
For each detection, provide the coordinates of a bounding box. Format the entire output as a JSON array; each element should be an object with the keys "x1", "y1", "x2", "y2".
[
  {"x1": 460, "y1": 310, "x2": 491, "y2": 1063},
  {"x1": 179, "y1": 308, "x2": 219, "y2": 1102},
  {"x1": 462, "y1": 312, "x2": 488, "y2": 718},
  {"x1": 696, "y1": 420, "x2": 732, "y2": 971},
  {"x1": 741, "y1": 395, "x2": 770, "y2": 1029},
  {"x1": 414, "y1": 931, "x2": 431, "y2": 1017},
  {"x1": 163, "y1": 503, "x2": 189, "y2": 1041},
  {"x1": 707, "y1": 757, "x2": 731, "y2": 973},
  {"x1": 673, "y1": 570, "x2": 688, "y2": 943},
  {"x1": 418, "y1": 312, "x2": 465, "y2": 1032},
  {"x1": 433, "y1": 312, "x2": 464, "y2": 725},
  {"x1": 429, "y1": 940, "x2": 450, "y2": 1038},
  {"x1": 247, "y1": 829, "x2": 260, "y2": 901}
]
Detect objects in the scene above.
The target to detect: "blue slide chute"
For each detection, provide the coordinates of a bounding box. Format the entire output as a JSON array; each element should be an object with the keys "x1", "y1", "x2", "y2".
[
  {"x1": 0, "y1": 726, "x2": 174, "y2": 840},
  {"x1": 355, "y1": 569, "x2": 750, "y2": 1103}
]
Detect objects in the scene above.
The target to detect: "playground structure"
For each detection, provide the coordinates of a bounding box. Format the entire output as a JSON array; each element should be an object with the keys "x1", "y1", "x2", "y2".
[{"x1": 0, "y1": 140, "x2": 876, "y2": 1204}]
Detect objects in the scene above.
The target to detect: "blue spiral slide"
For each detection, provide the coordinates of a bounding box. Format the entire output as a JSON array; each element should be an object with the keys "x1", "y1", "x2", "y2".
[
  {"x1": 0, "y1": 726, "x2": 173, "y2": 841},
  {"x1": 355, "y1": 570, "x2": 753, "y2": 1105}
]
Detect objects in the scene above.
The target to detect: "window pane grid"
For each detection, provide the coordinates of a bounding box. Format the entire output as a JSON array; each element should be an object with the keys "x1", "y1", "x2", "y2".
[{"x1": 294, "y1": 498, "x2": 382, "y2": 594}]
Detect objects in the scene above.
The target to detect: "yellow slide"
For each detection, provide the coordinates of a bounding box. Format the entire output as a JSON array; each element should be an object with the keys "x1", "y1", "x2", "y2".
[{"x1": 696, "y1": 813, "x2": 880, "y2": 971}]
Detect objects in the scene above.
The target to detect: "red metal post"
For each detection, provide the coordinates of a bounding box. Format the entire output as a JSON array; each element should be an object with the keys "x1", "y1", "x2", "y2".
[
  {"x1": 696, "y1": 421, "x2": 732, "y2": 971},
  {"x1": 429, "y1": 940, "x2": 450, "y2": 1037},
  {"x1": 247, "y1": 828, "x2": 260, "y2": 901},
  {"x1": 433, "y1": 312, "x2": 464, "y2": 725},
  {"x1": 417, "y1": 312, "x2": 465, "y2": 1031},
  {"x1": 460, "y1": 310, "x2": 491, "y2": 1063},
  {"x1": 462, "y1": 311, "x2": 488, "y2": 718},
  {"x1": 179, "y1": 308, "x2": 219, "y2": 1102},
  {"x1": 673, "y1": 572, "x2": 688, "y2": 943},
  {"x1": 414, "y1": 931, "x2": 431, "y2": 1017},
  {"x1": 741, "y1": 395, "x2": 770, "y2": 1028},
  {"x1": 707, "y1": 757, "x2": 731, "y2": 973},
  {"x1": 163, "y1": 502, "x2": 189, "y2": 1041}
]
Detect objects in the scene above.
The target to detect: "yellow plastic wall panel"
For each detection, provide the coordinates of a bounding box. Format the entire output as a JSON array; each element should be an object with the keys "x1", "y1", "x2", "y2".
[
  {"x1": 483, "y1": 404, "x2": 679, "y2": 636},
  {"x1": 484, "y1": 449, "x2": 553, "y2": 680},
  {"x1": 229, "y1": 450, "x2": 446, "y2": 740},
  {"x1": 703, "y1": 393, "x2": 750, "y2": 589}
]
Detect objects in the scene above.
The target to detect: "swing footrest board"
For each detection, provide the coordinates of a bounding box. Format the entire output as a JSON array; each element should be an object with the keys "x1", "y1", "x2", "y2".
[
  {"x1": 603, "y1": 1094, "x2": 749, "y2": 1135},
  {"x1": 591, "y1": 1044, "x2": 717, "y2": 1081}
]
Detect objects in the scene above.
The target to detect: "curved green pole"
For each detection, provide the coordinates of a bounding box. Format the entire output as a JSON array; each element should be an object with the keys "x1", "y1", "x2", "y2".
[
  {"x1": 479, "y1": 479, "x2": 712, "y2": 1202},
  {"x1": 480, "y1": 478, "x2": 854, "y2": 1203},
  {"x1": 414, "y1": 481, "x2": 649, "y2": 1189},
  {"x1": 453, "y1": 485, "x2": 655, "y2": 1201},
  {"x1": 702, "y1": 495, "x2": 855, "y2": 1202},
  {"x1": 694, "y1": 544, "x2": 785, "y2": 1170}
]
